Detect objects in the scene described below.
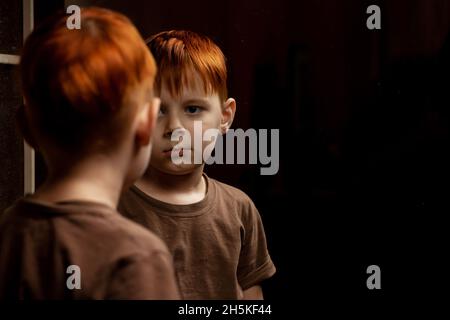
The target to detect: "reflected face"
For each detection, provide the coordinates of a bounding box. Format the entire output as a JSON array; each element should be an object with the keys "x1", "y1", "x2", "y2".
[{"x1": 149, "y1": 73, "x2": 223, "y2": 175}]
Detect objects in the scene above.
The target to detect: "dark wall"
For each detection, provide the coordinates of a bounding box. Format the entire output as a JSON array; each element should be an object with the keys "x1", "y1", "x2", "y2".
[{"x1": 0, "y1": 0, "x2": 23, "y2": 213}]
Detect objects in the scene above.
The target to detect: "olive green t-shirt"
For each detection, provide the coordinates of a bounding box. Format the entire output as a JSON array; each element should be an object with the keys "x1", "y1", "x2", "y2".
[
  {"x1": 118, "y1": 174, "x2": 276, "y2": 299},
  {"x1": 0, "y1": 197, "x2": 180, "y2": 299}
]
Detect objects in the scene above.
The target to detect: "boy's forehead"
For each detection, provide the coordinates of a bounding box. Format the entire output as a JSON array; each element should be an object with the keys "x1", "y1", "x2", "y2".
[
  {"x1": 159, "y1": 84, "x2": 213, "y2": 99},
  {"x1": 158, "y1": 71, "x2": 220, "y2": 102}
]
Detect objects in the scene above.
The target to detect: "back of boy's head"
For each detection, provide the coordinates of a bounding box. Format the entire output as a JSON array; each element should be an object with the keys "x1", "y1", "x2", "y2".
[
  {"x1": 146, "y1": 30, "x2": 228, "y2": 102},
  {"x1": 20, "y1": 7, "x2": 156, "y2": 153}
]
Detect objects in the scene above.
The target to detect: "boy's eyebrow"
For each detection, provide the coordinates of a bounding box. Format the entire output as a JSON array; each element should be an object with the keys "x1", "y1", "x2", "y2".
[{"x1": 183, "y1": 98, "x2": 210, "y2": 105}]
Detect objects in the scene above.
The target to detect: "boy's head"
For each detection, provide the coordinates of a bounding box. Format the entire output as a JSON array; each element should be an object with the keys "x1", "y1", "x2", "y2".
[
  {"x1": 19, "y1": 7, "x2": 160, "y2": 182},
  {"x1": 146, "y1": 30, "x2": 236, "y2": 175},
  {"x1": 147, "y1": 30, "x2": 228, "y2": 103}
]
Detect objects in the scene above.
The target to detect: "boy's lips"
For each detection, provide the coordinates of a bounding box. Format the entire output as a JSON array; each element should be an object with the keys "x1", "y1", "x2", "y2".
[{"x1": 162, "y1": 147, "x2": 184, "y2": 158}]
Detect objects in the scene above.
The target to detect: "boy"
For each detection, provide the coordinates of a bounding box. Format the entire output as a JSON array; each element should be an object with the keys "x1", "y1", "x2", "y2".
[
  {"x1": 119, "y1": 30, "x2": 276, "y2": 299},
  {"x1": 0, "y1": 8, "x2": 180, "y2": 299}
]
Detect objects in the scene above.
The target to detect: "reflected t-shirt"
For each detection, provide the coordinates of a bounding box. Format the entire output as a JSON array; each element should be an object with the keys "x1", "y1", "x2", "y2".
[{"x1": 118, "y1": 174, "x2": 276, "y2": 299}]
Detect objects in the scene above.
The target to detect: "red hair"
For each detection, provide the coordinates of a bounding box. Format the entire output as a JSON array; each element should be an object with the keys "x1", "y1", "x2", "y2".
[
  {"x1": 146, "y1": 30, "x2": 228, "y2": 102},
  {"x1": 20, "y1": 7, "x2": 156, "y2": 151}
]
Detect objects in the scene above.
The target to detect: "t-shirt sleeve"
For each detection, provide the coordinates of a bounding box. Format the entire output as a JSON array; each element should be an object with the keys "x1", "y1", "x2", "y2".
[
  {"x1": 237, "y1": 200, "x2": 276, "y2": 290},
  {"x1": 105, "y1": 250, "x2": 180, "y2": 300}
]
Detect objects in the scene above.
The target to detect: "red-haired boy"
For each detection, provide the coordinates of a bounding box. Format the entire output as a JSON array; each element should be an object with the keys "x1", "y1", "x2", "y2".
[
  {"x1": 119, "y1": 30, "x2": 275, "y2": 299},
  {"x1": 0, "y1": 8, "x2": 179, "y2": 299}
]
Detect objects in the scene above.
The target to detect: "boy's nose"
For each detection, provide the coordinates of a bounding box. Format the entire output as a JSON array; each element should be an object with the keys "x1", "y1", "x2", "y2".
[{"x1": 163, "y1": 115, "x2": 184, "y2": 138}]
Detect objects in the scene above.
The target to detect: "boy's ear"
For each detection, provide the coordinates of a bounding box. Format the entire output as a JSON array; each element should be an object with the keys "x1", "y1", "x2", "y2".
[
  {"x1": 135, "y1": 97, "x2": 160, "y2": 146},
  {"x1": 220, "y1": 98, "x2": 236, "y2": 134},
  {"x1": 16, "y1": 103, "x2": 38, "y2": 150}
]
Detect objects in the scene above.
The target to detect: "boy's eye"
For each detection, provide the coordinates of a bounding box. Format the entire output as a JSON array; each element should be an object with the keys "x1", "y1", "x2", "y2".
[
  {"x1": 158, "y1": 106, "x2": 167, "y2": 116},
  {"x1": 185, "y1": 105, "x2": 202, "y2": 114}
]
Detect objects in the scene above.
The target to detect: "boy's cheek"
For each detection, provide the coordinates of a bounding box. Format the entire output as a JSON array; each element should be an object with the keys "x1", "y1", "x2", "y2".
[{"x1": 153, "y1": 124, "x2": 165, "y2": 136}]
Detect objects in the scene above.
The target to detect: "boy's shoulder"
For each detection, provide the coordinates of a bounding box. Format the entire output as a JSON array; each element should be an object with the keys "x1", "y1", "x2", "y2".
[
  {"x1": 1, "y1": 197, "x2": 169, "y2": 256},
  {"x1": 208, "y1": 176, "x2": 252, "y2": 203},
  {"x1": 0, "y1": 197, "x2": 177, "y2": 299},
  {"x1": 207, "y1": 175, "x2": 259, "y2": 214},
  {"x1": 120, "y1": 175, "x2": 260, "y2": 222}
]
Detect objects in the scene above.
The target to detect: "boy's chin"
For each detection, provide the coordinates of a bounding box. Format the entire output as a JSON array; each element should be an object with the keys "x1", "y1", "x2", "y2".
[{"x1": 154, "y1": 162, "x2": 203, "y2": 176}]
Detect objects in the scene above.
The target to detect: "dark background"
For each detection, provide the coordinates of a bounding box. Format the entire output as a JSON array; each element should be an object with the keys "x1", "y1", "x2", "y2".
[
  {"x1": 4, "y1": 0, "x2": 450, "y2": 305},
  {"x1": 0, "y1": 1, "x2": 24, "y2": 226}
]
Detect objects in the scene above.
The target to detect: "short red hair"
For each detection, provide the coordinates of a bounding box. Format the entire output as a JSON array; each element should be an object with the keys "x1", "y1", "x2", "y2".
[
  {"x1": 146, "y1": 30, "x2": 228, "y2": 102},
  {"x1": 20, "y1": 7, "x2": 156, "y2": 151}
]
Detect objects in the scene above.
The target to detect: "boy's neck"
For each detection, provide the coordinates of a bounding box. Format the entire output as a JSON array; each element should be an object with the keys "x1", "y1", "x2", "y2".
[
  {"x1": 136, "y1": 165, "x2": 206, "y2": 205},
  {"x1": 32, "y1": 155, "x2": 125, "y2": 210}
]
